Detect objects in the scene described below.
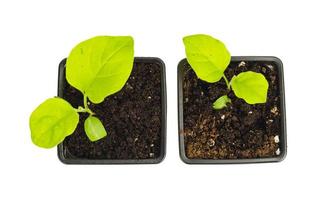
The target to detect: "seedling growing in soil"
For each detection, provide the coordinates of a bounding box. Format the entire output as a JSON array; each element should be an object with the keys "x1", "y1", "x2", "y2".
[
  {"x1": 183, "y1": 34, "x2": 269, "y2": 109},
  {"x1": 29, "y1": 36, "x2": 134, "y2": 148}
]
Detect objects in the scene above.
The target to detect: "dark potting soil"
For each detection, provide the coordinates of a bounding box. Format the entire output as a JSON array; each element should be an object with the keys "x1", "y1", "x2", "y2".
[
  {"x1": 182, "y1": 60, "x2": 282, "y2": 159},
  {"x1": 61, "y1": 60, "x2": 163, "y2": 160}
]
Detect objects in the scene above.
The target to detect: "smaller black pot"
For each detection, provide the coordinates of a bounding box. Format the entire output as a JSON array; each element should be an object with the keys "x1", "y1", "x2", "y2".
[
  {"x1": 178, "y1": 56, "x2": 287, "y2": 164},
  {"x1": 58, "y1": 57, "x2": 167, "y2": 164}
]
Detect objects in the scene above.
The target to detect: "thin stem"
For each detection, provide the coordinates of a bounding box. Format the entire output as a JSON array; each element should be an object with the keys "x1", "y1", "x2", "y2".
[
  {"x1": 84, "y1": 95, "x2": 89, "y2": 111},
  {"x1": 84, "y1": 95, "x2": 94, "y2": 115},
  {"x1": 223, "y1": 74, "x2": 231, "y2": 90},
  {"x1": 74, "y1": 95, "x2": 95, "y2": 115},
  {"x1": 74, "y1": 106, "x2": 87, "y2": 113}
]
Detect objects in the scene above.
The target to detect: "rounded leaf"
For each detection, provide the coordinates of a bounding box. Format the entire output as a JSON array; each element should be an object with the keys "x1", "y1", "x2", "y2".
[
  {"x1": 84, "y1": 116, "x2": 107, "y2": 142},
  {"x1": 231, "y1": 71, "x2": 269, "y2": 104},
  {"x1": 66, "y1": 36, "x2": 134, "y2": 103},
  {"x1": 183, "y1": 34, "x2": 231, "y2": 83},
  {"x1": 29, "y1": 98, "x2": 79, "y2": 148},
  {"x1": 213, "y1": 95, "x2": 231, "y2": 110}
]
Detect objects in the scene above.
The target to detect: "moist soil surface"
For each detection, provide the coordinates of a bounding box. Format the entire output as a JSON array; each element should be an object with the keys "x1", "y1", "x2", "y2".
[
  {"x1": 182, "y1": 60, "x2": 282, "y2": 159},
  {"x1": 61, "y1": 60, "x2": 163, "y2": 160}
]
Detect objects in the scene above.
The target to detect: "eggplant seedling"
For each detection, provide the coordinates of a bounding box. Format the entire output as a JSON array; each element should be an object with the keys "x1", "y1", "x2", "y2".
[
  {"x1": 183, "y1": 34, "x2": 269, "y2": 109},
  {"x1": 30, "y1": 36, "x2": 134, "y2": 148}
]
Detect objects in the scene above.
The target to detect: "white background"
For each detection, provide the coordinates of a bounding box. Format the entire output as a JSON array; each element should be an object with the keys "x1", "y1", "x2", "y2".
[{"x1": 0, "y1": 0, "x2": 324, "y2": 199}]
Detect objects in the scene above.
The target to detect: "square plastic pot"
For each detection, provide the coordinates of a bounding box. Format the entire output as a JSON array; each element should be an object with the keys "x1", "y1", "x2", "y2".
[
  {"x1": 178, "y1": 56, "x2": 287, "y2": 164},
  {"x1": 57, "y1": 57, "x2": 167, "y2": 164}
]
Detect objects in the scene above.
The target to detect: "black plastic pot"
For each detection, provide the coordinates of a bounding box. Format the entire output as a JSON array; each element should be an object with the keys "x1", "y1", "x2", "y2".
[
  {"x1": 178, "y1": 56, "x2": 287, "y2": 164},
  {"x1": 57, "y1": 57, "x2": 167, "y2": 164}
]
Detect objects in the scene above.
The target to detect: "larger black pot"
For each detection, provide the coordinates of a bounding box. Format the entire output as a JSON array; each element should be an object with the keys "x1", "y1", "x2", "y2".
[{"x1": 58, "y1": 57, "x2": 167, "y2": 164}]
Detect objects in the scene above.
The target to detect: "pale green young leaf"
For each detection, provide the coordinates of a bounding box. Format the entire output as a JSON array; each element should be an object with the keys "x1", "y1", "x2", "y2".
[
  {"x1": 231, "y1": 71, "x2": 269, "y2": 104},
  {"x1": 213, "y1": 95, "x2": 231, "y2": 110},
  {"x1": 84, "y1": 116, "x2": 107, "y2": 142},
  {"x1": 29, "y1": 98, "x2": 79, "y2": 148},
  {"x1": 66, "y1": 36, "x2": 134, "y2": 104},
  {"x1": 183, "y1": 34, "x2": 231, "y2": 83}
]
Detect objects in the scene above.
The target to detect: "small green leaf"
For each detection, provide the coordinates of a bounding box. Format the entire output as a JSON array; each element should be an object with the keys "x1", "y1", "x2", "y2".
[
  {"x1": 84, "y1": 116, "x2": 107, "y2": 142},
  {"x1": 231, "y1": 71, "x2": 269, "y2": 104},
  {"x1": 183, "y1": 34, "x2": 231, "y2": 83},
  {"x1": 29, "y1": 98, "x2": 79, "y2": 148},
  {"x1": 66, "y1": 36, "x2": 134, "y2": 104},
  {"x1": 213, "y1": 95, "x2": 231, "y2": 110}
]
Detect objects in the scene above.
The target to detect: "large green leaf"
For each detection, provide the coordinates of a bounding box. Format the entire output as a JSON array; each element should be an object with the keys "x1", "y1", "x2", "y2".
[
  {"x1": 183, "y1": 34, "x2": 231, "y2": 83},
  {"x1": 231, "y1": 71, "x2": 269, "y2": 104},
  {"x1": 66, "y1": 36, "x2": 134, "y2": 104},
  {"x1": 29, "y1": 98, "x2": 79, "y2": 148},
  {"x1": 84, "y1": 116, "x2": 107, "y2": 142}
]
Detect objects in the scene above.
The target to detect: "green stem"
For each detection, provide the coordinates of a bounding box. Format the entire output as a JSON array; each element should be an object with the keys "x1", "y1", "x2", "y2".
[
  {"x1": 84, "y1": 95, "x2": 89, "y2": 111},
  {"x1": 74, "y1": 95, "x2": 94, "y2": 115},
  {"x1": 75, "y1": 106, "x2": 87, "y2": 113},
  {"x1": 223, "y1": 74, "x2": 231, "y2": 90},
  {"x1": 84, "y1": 95, "x2": 94, "y2": 115}
]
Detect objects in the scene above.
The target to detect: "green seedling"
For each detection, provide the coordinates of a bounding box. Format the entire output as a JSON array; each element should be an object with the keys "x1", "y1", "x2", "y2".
[
  {"x1": 30, "y1": 36, "x2": 134, "y2": 148},
  {"x1": 183, "y1": 34, "x2": 269, "y2": 110}
]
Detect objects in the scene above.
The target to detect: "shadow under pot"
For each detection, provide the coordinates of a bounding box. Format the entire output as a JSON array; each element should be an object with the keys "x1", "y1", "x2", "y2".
[
  {"x1": 178, "y1": 56, "x2": 287, "y2": 164},
  {"x1": 58, "y1": 57, "x2": 167, "y2": 164}
]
